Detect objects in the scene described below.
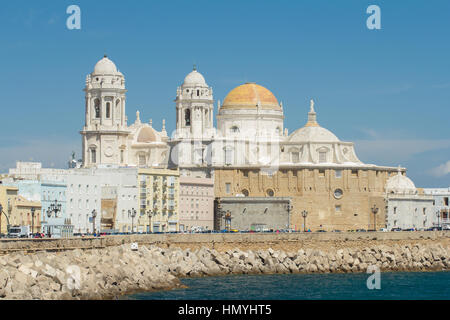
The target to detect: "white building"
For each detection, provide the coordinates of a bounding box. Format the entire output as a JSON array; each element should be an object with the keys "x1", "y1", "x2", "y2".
[
  {"x1": 66, "y1": 167, "x2": 138, "y2": 234},
  {"x1": 385, "y1": 170, "x2": 435, "y2": 230},
  {"x1": 423, "y1": 187, "x2": 450, "y2": 228}
]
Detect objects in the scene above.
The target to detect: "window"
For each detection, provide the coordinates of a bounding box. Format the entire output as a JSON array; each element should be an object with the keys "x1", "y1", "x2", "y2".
[
  {"x1": 106, "y1": 102, "x2": 111, "y2": 118},
  {"x1": 94, "y1": 99, "x2": 100, "y2": 118},
  {"x1": 225, "y1": 183, "x2": 231, "y2": 194},
  {"x1": 444, "y1": 197, "x2": 449, "y2": 206},
  {"x1": 335, "y1": 205, "x2": 341, "y2": 212},
  {"x1": 241, "y1": 189, "x2": 249, "y2": 197},
  {"x1": 185, "y1": 109, "x2": 191, "y2": 126},
  {"x1": 319, "y1": 169, "x2": 325, "y2": 177},
  {"x1": 319, "y1": 151, "x2": 327, "y2": 163},
  {"x1": 139, "y1": 154, "x2": 146, "y2": 166},
  {"x1": 230, "y1": 126, "x2": 239, "y2": 133},
  {"x1": 224, "y1": 148, "x2": 233, "y2": 165},
  {"x1": 243, "y1": 170, "x2": 249, "y2": 177},
  {"x1": 351, "y1": 170, "x2": 358, "y2": 177},
  {"x1": 292, "y1": 152, "x2": 300, "y2": 163},
  {"x1": 91, "y1": 149, "x2": 97, "y2": 164},
  {"x1": 266, "y1": 189, "x2": 274, "y2": 197},
  {"x1": 334, "y1": 189, "x2": 343, "y2": 199},
  {"x1": 120, "y1": 150, "x2": 124, "y2": 163},
  {"x1": 394, "y1": 207, "x2": 397, "y2": 214},
  {"x1": 423, "y1": 208, "x2": 426, "y2": 215},
  {"x1": 335, "y1": 170, "x2": 342, "y2": 178}
]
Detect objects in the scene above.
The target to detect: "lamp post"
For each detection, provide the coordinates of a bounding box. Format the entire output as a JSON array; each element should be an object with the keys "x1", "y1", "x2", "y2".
[
  {"x1": 31, "y1": 207, "x2": 35, "y2": 236},
  {"x1": 0, "y1": 203, "x2": 2, "y2": 235},
  {"x1": 371, "y1": 204, "x2": 379, "y2": 231},
  {"x1": 129, "y1": 208, "x2": 136, "y2": 234},
  {"x1": 436, "y1": 210, "x2": 441, "y2": 229},
  {"x1": 147, "y1": 210, "x2": 154, "y2": 233},
  {"x1": 284, "y1": 201, "x2": 293, "y2": 231},
  {"x1": 91, "y1": 209, "x2": 97, "y2": 235},
  {"x1": 46, "y1": 200, "x2": 62, "y2": 238},
  {"x1": 301, "y1": 210, "x2": 308, "y2": 232}
]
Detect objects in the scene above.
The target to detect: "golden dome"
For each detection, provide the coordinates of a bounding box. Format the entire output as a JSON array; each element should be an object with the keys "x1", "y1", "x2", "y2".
[{"x1": 221, "y1": 83, "x2": 280, "y2": 110}]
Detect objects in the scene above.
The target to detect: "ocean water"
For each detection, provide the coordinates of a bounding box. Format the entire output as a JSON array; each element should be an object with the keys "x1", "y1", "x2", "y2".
[{"x1": 128, "y1": 271, "x2": 450, "y2": 300}]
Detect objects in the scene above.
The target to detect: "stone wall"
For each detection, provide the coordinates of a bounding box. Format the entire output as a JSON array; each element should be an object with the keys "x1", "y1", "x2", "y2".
[
  {"x1": 0, "y1": 231, "x2": 448, "y2": 254},
  {"x1": 0, "y1": 238, "x2": 448, "y2": 300}
]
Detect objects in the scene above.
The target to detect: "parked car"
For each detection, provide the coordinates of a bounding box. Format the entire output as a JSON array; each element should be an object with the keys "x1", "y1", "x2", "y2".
[
  {"x1": 331, "y1": 230, "x2": 341, "y2": 232},
  {"x1": 316, "y1": 230, "x2": 327, "y2": 233},
  {"x1": 32, "y1": 233, "x2": 44, "y2": 238},
  {"x1": 443, "y1": 225, "x2": 450, "y2": 230},
  {"x1": 402, "y1": 228, "x2": 415, "y2": 232},
  {"x1": 379, "y1": 228, "x2": 388, "y2": 232},
  {"x1": 356, "y1": 229, "x2": 367, "y2": 232},
  {"x1": 391, "y1": 227, "x2": 402, "y2": 232}
]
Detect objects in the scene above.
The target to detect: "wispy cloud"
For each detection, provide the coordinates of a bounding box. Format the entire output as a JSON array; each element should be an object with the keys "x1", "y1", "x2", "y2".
[
  {"x1": 429, "y1": 160, "x2": 450, "y2": 177},
  {"x1": 355, "y1": 139, "x2": 450, "y2": 164}
]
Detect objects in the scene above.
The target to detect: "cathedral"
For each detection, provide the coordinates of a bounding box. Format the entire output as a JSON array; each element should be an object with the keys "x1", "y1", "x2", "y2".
[{"x1": 80, "y1": 55, "x2": 413, "y2": 231}]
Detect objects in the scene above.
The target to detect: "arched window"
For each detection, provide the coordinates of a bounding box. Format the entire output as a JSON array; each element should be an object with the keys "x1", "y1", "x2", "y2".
[
  {"x1": 230, "y1": 126, "x2": 240, "y2": 133},
  {"x1": 94, "y1": 99, "x2": 100, "y2": 118},
  {"x1": 185, "y1": 109, "x2": 191, "y2": 126},
  {"x1": 319, "y1": 151, "x2": 327, "y2": 163},
  {"x1": 139, "y1": 154, "x2": 146, "y2": 166},
  {"x1": 106, "y1": 102, "x2": 111, "y2": 118},
  {"x1": 90, "y1": 148, "x2": 97, "y2": 164},
  {"x1": 241, "y1": 189, "x2": 249, "y2": 197}
]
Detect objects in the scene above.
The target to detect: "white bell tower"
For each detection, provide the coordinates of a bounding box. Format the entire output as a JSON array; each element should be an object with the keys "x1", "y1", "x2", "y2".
[
  {"x1": 175, "y1": 66, "x2": 214, "y2": 139},
  {"x1": 169, "y1": 66, "x2": 215, "y2": 178},
  {"x1": 81, "y1": 55, "x2": 129, "y2": 168}
]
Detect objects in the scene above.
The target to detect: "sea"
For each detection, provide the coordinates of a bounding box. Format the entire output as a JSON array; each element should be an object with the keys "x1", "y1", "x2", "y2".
[{"x1": 127, "y1": 271, "x2": 450, "y2": 300}]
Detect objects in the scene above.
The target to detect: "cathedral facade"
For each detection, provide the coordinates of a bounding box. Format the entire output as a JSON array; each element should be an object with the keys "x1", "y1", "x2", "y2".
[{"x1": 81, "y1": 56, "x2": 414, "y2": 231}]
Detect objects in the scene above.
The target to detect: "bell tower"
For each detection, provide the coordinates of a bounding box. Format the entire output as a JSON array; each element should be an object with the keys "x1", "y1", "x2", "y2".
[
  {"x1": 81, "y1": 55, "x2": 129, "y2": 168},
  {"x1": 175, "y1": 66, "x2": 214, "y2": 139}
]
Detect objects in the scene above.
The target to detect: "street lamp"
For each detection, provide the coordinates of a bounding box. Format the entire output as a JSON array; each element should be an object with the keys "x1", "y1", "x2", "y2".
[
  {"x1": 301, "y1": 210, "x2": 308, "y2": 232},
  {"x1": 31, "y1": 207, "x2": 35, "y2": 236},
  {"x1": 371, "y1": 204, "x2": 379, "y2": 231},
  {"x1": 91, "y1": 209, "x2": 97, "y2": 235},
  {"x1": 284, "y1": 201, "x2": 293, "y2": 231},
  {"x1": 436, "y1": 210, "x2": 441, "y2": 229},
  {"x1": 46, "y1": 200, "x2": 62, "y2": 238},
  {"x1": 129, "y1": 208, "x2": 136, "y2": 233}
]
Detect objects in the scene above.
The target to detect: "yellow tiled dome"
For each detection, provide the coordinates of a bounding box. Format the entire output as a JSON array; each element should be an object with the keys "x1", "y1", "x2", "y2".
[{"x1": 221, "y1": 83, "x2": 280, "y2": 110}]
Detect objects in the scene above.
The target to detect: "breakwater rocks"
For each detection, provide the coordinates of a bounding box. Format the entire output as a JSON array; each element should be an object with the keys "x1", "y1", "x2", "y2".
[{"x1": 0, "y1": 242, "x2": 448, "y2": 300}]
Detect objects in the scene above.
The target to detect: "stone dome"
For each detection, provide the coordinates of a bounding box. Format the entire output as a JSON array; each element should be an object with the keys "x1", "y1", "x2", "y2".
[
  {"x1": 183, "y1": 68, "x2": 207, "y2": 87},
  {"x1": 386, "y1": 170, "x2": 417, "y2": 194},
  {"x1": 137, "y1": 127, "x2": 157, "y2": 143},
  {"x1": 221, "y1": 83, "x2": 281, "y2": 110},
  {"x1": 289, "y1": 126, "x2": 339, "y2": 143},
  {"x1": 288, "y1": 100, "x2": 339, "y2": 142},
  {"x1": 93, "y1": 55, "x2": 119, "y2": 75}
]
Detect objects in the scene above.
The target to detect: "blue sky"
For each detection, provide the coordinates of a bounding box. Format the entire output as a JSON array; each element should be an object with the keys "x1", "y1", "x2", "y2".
[{"x1": 0, "y1": 0, "x2": 449, "y2": 187}]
